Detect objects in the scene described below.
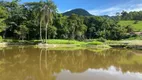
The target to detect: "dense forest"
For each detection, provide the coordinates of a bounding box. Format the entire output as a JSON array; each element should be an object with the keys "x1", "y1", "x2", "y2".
[
  {"x1": 0, "y1": 0, "x2": 139, "y2": 41},
  {"x1": 120, "y1": 11, "x2": 142, "y2": 20}
]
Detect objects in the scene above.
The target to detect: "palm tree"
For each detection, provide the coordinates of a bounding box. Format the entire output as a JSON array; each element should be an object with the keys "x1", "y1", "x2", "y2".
[
  {"x1": 25, "y1": 0, "x2": 56, "y2": 43},
  {"x1": 40, "y1": 0, "x2": 56, "y2": 44}
]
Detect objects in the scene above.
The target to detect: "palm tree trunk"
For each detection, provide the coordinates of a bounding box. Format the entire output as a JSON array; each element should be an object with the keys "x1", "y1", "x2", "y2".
[
  {"x1": 3, "y1": 31, "x2": 6, "y2": 39},
  {"x1": 40, "y1": 21, "x2": 42, "y2": 42},
  {"x1": 45, "y1": 23, "x2": 48, "y2": 44}
]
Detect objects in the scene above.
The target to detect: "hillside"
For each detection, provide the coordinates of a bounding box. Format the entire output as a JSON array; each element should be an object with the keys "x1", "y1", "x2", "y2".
[
  {"x1": 119, "y1": 20, "x2": 142, "y2": 31},
  {"x1": 63, "y1": 8, "x2": 92, "y2": 16}
]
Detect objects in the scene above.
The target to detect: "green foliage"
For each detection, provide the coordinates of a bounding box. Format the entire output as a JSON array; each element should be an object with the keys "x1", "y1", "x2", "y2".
[
  {"x1": 0, "y1": 6, "x2": 8, "y2": 18},
  {"x1": 97, "y1": 37, "x2": 106, "y2": 42},
  {"x1": 127, "y1": 36, "x2": 142, "y2": 40},
  {"x1": 41, "y1": 39, "x2": 104, "y2": 46},
  {"x1": 47, "y1": 39, "x2": 82, "y2": 44},
  {"x1": 121, "y1": 11, "x2": 142, "y2": 20},
  {"x1": 47, "y1": 25, "x2": 57, "y2": 39},
  {"x1": 15, "y1": 24, "x2": 29, "y2": 40},
  {"x1": 134, "y1": 20, "x2": 139, "y2": 24},
  {"x1": 0, "y1": 5, "x2": 8, "y2": 33},
  {"x1": 0, "y1": 0, "x2": 136, "y2": 41},
  {"x1": 88, "y1": 41, "x2": 103, "y2": 45},
  {"x1": 0, "y1": 36, "x2": 2, "y2": 42}
]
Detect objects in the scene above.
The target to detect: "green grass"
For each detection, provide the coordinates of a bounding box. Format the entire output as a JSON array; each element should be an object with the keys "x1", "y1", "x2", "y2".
[
  {"x1": 46, "y1": 39, "x2": 85, "y2": 44},
  {"x1": 47, "y1": 39, "x2": 105, "y2": 46},
  {"x1": 126, "y1": 36, "x2": 142, "y2": 40},
  {"x1": 119, "y1": 20, "x2": 142, "y2": 31},
  {"x1": 34, "y1": 39, "x2": 104, "y2": 45},
  {"x1": 1, "y1": 39, "x2": 104, "y2": 46},
  {"x1": 87, "y1": 41, "x2": 103, "y2": 45},
  {"x1": 34, "y1": 39, "x2": 110, "y2": 51}
]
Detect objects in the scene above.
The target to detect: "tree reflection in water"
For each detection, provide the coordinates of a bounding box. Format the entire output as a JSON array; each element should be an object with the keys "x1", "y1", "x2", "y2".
[{"x1": 0, "y1": 46, "x2": 142, "y2": 80}]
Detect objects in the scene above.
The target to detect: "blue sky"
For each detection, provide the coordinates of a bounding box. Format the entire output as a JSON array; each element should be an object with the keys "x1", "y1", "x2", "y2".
[{"x1": 10, "y1": 0, "x2": 142, "y2": 16}]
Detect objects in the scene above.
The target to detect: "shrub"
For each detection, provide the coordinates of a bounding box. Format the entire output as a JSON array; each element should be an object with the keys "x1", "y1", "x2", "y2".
[
  {"x1": 97, "y1": 37, "x2": 106, "y2": 42},
  {"x1": 0, "y1": 36, "x2": 3, "y2": 42},
  {"x1": 134, "y1": 20, "x2": 139, "y2": 24}
]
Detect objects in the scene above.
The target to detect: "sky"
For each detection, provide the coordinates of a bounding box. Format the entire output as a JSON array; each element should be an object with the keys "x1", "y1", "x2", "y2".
[{"x1": 6, "y1": 0, "x2": 142, "y2": 16}]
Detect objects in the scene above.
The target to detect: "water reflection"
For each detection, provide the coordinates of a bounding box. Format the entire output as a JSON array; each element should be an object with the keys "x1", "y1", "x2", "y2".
[
  {"x1": 56, "y1": 66, "x2": 142, "y2": 80},
  {"x1": 0, "y1": 46, "x2": 142, "y2": 80}
]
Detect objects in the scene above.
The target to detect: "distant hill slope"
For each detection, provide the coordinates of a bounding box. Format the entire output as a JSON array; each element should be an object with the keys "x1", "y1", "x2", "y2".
[
  {"x1": 63, "y1": 8, "x2": 92, "y2": 16},
  {"x1": 119, "y1": 20, "x2": 142, "y2": 31}
]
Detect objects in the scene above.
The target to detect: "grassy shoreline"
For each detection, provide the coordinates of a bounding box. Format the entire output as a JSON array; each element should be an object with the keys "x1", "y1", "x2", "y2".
[{"x1": 0, "y1": 39, "x2": 142, "y2": 50}]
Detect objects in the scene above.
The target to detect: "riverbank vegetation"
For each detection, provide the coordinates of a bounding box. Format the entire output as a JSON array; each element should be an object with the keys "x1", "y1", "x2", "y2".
[
  {"x1": 0, "y1": 0, "x2": 141, "y2": 41},
  {"x1": 0, "y1": 0, "x2": 141, "y2": 50}
]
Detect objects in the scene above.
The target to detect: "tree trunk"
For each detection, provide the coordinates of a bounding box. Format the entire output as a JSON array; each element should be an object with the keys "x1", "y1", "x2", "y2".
[
  {"x1": 3, "y1": 31, "x2": 6, "y2": 39},
  {"x1": 45, "y1": 23, "x2": 48, "y2": 44},
  {"x1": 40, "y1": 21, "x2": 42, "y2": 42}
]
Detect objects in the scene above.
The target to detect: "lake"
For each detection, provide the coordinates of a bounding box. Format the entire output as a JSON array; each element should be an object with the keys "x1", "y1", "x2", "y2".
[{"x1": 0, "y1": 46, "x2": 142, "y2": 80}]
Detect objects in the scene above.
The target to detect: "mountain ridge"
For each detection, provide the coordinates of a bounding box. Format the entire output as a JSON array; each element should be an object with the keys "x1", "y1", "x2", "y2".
[{"x1": 63, "y1": 8, "x2": 92, "y2": 16}]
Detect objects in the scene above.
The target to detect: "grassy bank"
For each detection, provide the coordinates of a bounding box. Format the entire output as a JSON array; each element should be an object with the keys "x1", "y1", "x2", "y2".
[
  {"x1": 1, "y1": 39, "x2": 142, "y2": 50},
  {"x1": 33, "y1": 39, "x2": 103, "y2": 45},
  {"x1": 0, "y1": 39, "x2": 104, "y2": 46},
  {"x1": 34, "y1": 39, "x2": 111, "y2": 51}
]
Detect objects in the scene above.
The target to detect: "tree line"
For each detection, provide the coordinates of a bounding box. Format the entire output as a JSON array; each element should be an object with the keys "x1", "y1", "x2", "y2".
[
  {"x1": 116, "y1": 11, "x2": 142, "y2": 20},
  {"x1": 0, "y1": 0, "x2": 133, "y2": 41}
]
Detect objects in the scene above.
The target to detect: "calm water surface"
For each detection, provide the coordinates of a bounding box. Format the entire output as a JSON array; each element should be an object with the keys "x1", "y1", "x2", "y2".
[{"x1": 0, "y1": 46, "x2": 142, "y2": 80}]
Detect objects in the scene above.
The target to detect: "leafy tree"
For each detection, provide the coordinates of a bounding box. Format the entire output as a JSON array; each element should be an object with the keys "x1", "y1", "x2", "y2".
[
  {"x1": 47, "y1": 25, "x2": 57, "y2": 39},
  {"x1": 14, "y1": 24, "x2": 29, "y2": 41},
  {"x1": 4, "y1": 0, "x2": 26, "y2": 39},
  {"x1": 25, "y1": 1, "x2": 44, "y2": 40},
  {"x1": 53, "y1": 14, "x2": 69, "y2": 39},
  {"x1": 67, "y1": 14, "x2": 87, "y2": 40},
  {"x1": 0, "y1": 5, "x2": 8, "y2": 33},
  {"x1": 121, "y1": 11, "x2": 142, "y2": 20}
]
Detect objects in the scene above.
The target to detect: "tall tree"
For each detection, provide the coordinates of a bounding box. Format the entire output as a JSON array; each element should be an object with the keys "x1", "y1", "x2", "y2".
[
  {"x1": 40, "y1": 0, "x2": 56, "y2": 43},
  {"x1": 25, "y1": 1, "x2": 44, "y2": 40},
  {"x1": 0, "y1": 5, "x2": 8, "y2": 34}
]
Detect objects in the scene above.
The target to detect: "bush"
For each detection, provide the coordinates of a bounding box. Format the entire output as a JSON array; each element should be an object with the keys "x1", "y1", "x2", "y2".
[
  {"x1": 97, "y1": 37, "x2": 106, "y2": 42},
  {"x1": 0, "y1": 36, "x2": 3, "y2": 42},
  {"x1": 134, "y1": 20, "x2": 139, "y2": 24}
]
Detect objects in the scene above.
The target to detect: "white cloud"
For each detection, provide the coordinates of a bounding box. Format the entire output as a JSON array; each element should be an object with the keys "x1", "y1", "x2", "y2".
[
  {"x1": 58, "y1": 9, "x2": 72, "y2": 13},
  {"x1": 89, "y1": 7, "x2": 121, "y2": 16},
  {"x1": 88, "y1": 1, "x2": 142, "y2": 16},
  {"x1": 63, "y1": 9, "x2": 72, "y2": 12}
]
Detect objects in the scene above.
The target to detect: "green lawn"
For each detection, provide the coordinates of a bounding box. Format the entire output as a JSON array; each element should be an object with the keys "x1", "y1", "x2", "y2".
[{"x1": 119, "y1": 20, "x2": 142, "y2": 31}]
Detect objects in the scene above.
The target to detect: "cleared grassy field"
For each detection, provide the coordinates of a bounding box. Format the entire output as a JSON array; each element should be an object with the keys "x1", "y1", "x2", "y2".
[{"x1": 119, "y1": 20, "x2": 142, "y2": 31}]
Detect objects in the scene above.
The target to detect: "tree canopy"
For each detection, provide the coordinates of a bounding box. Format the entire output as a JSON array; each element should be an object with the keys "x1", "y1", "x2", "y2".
[{"x1": 0, "y1": 0, "x2": 134, "y2": 40}]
